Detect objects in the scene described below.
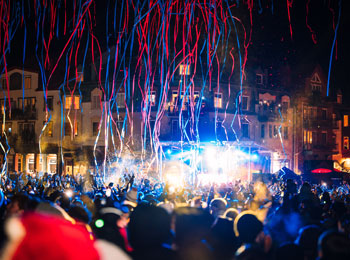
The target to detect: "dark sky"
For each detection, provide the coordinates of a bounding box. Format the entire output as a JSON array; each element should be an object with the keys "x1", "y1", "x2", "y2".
[{"x1": 3, "y1": 0, "x2": 350, "y2": 97}]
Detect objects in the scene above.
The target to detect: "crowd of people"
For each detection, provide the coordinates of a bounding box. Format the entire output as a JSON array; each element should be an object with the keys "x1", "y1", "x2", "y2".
[{"x1": 0, "y1": 170, "x2": 350, "y2": 260}]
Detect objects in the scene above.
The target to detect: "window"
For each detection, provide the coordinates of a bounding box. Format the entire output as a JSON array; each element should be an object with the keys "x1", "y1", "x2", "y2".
[
  {"x1": 284, "y1": 126, "x2": 288, "y2": 139},
  {"x1": 242, "y1": 96, "x2": 249, "y2": 110},
  {"x1": 214, "y1": 93, "x2": 222, "y2": 108},
  {"x1": 261, "y1": 124, "x2": 265, "y2": 138},
  {"x1": 344, "y1": 136, "x2": 349, "y2": 150},
  {"x1": 64, "y1": 121, "x2": 78, "y2": 136},
  {"x1": 116, "y1": 93, "x2": 125, "y2": 108},
  {"x1": 193, "y1": 91, "x2": 200, "y2": 103},
  {"x1": 172, "y1": 120, "x2": 180, "y2": 139},
  {"x1": 304, "y1": 130, "x2": 313, "y2": 144},
  {"x1": 43, "y1": 121, "x2": 53, "y2": 137},
  {"x1": 311, "y1": 84, "x2": 321, "y2": 92},
  {"x1": 180, "y1": 91, "x2": 189, "y2": 109},
  {"x1": 344, "y1": 115, "x2": 348, "y2": 127},
  {"x1": 282, "y1": 102, "x2": 289, "y2": 113},
  {"x1": 77, "y1": 72, "x2": 84, "y2": 82},
  {"x1": 322, "y1": 108, "x2": 327, "y2": 120},
  {"x1": 321, "y1": 132, "x2": 327, "y2": 144},
  {"x1": 273, "y1": 125, "x2": 278, "y2": 138},
  {"x1": 44, "y1": 96, "x2": 53, "y2": 111},
  {"x1": 1, "y1": 78, "x2": 6, "y2": 88},
  {"x1": 179, "y1": 64, "x2": 190, "y2": 75},
  {"x1": 92, "y1": 95, "x2": 100, "y2": 110},
  {"x1": 172, "y1": 91, "x2": 178, "y2": 105},
  {"x1": 92, "y1": 122, "x2": 99, "y2": 136},
  {"x1": 18, "y1": 97, "x2": 36, "y2": 110},
  {"x1": 24, "y1": 76, "x2": 31, "y2": 89},
  {"x1": 10, "y1": 73, "x2": 22, "y2": 90},
  {"x1": 269, "y1": 125, "x2": 272, "y2": 138},
  {"x1": 65, "y1": 96, "x2": 80, "y2": 109},
  {"x1": 150, "y1": 91, "x2": 156, "y2": 106},
  {"x1": 242, "y1": 123, "x2": 249, "y2": 138},
  {"x1": 256, "y1": 74, "x2": 263, "y2": 84}
]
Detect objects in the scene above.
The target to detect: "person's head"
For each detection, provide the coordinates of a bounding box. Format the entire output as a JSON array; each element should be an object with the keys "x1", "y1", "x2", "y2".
[
  {"x1": 128, "y1": 203, "x2": 171, "y2": 250},
  {"x1": 173, "y1": 207, "x2": 213, "y2": 248},
  {"x1": 68, "y1": 204, "x2": 91, "y2": 224},
  {"x1": 300, "y1": 182, "x2": 312, "y2": 195},
  {"x1": 209, "y1": 198, "x2": 227, "y2": 218},
  {"x1": 92, "y1": 207, "x2": 127, "y2": 251},
  {"x1": 318, "y1": 230, "x2": 350, "y2": 260},
  {"x1": 223, "y1": 208, "x2": 239, "y2": 221},
  {"x1": 295, "y1": 225, "x2": 321, "y2": 260},
  {"x1": 234, "y1": 212, "x2": 263, "y2": 244},
  {"x1": 6, "y1": 194, "x2": 30, "y2": 217}
]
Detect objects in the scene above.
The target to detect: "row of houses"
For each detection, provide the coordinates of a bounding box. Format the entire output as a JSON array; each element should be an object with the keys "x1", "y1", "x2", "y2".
[{"x1": 0, "y1": 64, "x2": 349, "y2": 179}]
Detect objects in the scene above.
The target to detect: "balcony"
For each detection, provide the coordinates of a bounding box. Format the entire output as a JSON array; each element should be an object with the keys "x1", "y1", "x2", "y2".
[
  {"x1": 303, "y1": 118, "x2": 338, "y2": 129},
  {"x1": 257, "y1": 107, "x2": 280, "y2": 122},
  {"x1": 5, "y1": 107, "x2": 37, "y2": 120},
  {"x1": 303, "y1": 142, "x2": 337, "y2": 151}
]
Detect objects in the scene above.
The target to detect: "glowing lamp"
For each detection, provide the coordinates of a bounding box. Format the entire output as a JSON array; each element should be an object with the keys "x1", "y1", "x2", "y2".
[{"x1": 311, "y1": 168, "x2": 332, "y2": 174}]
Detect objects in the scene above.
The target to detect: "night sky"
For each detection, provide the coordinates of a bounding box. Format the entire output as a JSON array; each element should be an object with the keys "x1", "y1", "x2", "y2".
[{"x1": 2, "y1": 0, "x2": 350, "y2": 98}]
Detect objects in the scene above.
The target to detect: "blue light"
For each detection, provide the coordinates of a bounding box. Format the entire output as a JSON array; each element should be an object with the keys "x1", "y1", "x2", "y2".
[{"x1": 166, "y1": 149, "x2": 172, "y2": 155}]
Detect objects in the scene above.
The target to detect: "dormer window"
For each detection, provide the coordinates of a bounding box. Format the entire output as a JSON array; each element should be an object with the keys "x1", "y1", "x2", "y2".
[
  {"x1": 179, "y1": 64, "x2": 190, "y2": 75},
  {"x1": 65, "y1": 96, "x2": 80, "y2": 110},
  {"x1": 311, "y1": 84, "x2": 321, "y2": 92},
  {"x1": 256, "y1": 74, "x2": 263, "y2": 84},
  {"x1": 116, "y1": 93, "x2": 125, "y2": 108}
]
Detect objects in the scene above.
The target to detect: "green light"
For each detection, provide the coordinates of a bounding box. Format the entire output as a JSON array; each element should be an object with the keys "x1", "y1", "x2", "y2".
[{"x1": 95, "y1": 219, "x2": 104, "y2": 228}]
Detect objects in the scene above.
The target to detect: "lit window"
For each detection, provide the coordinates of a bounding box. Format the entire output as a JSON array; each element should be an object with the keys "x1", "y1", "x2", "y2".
[
  {"x1": 172, "y1": 91, "x2": 178, "y2": 105},
  {"x1": 193, "y1": 91, "x2": 200, "y2": 103},
  {"x1": 65, "y1": 96, "x2": 80, "y2": 109},
  {"x1": 344, "y1": 136, "x2": 349, "y2": 150},
  {"x1": 180, "y1": 91, "x2": 189, "y2": 109},
  {"x1": 43, "y1": 121, "x2": 53, "y2": 137},
  {"x1": 24, "y1": 76, "x2": 31, "y2": 89},
  {"x1": 304, "y1": 130, "x2": 313, "y2": 144},
  {"x1": 74, "y1": 120, "x2": 78, "y2": 136},
  {"x1": 214, "y1": 93, "x2": 222, "y2": 108},
  {"x1": 150, "y1": 91, "x2": 156, "y2": 106},
  {"x1": 273, "y1": 125, "x2": 278, "y2": 138},
  {"x1": 179, "y1": 64, "x2": 190, "y2": 75},
  {"x1": 77, "y1": 72, "x2": 84, "y2": 82},
  {"x1": 344, "y1": 115, "x2": 348, "y2": 127}
]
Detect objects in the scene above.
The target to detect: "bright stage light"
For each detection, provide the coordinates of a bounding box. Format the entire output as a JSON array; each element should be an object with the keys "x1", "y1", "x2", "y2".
[{"x1": 166, "y1": 149, "x2": 172, "y2": 155}]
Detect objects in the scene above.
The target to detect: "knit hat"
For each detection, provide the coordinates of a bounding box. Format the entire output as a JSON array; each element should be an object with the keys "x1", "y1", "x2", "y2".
[
  {"x1": 234, "y1": 211, "x2": 263, "y2": 243},
  {"x1": 3, "y1": 213, "x2": 100, "y2": 260},
  {"x1": 123, "y1": 188, "x2": 138, "y2": 208}
]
